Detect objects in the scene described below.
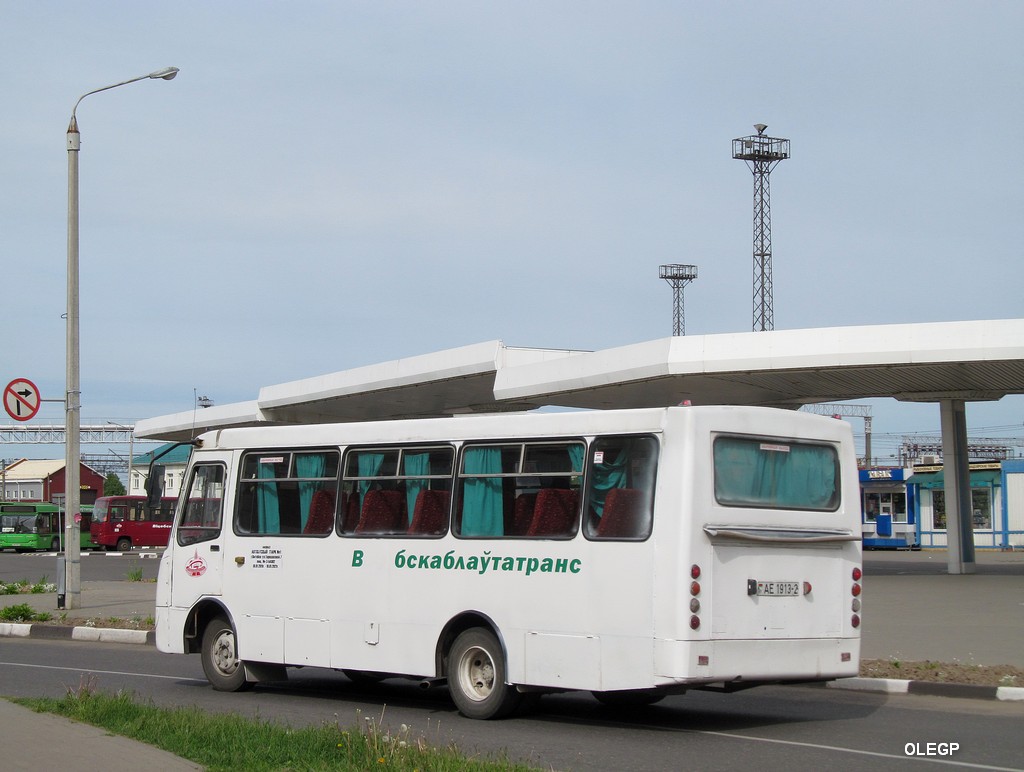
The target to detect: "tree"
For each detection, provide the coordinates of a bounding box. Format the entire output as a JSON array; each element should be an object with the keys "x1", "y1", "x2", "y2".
[{"x1": 103, "y1": 473, "x2": 126, "y2": 497}]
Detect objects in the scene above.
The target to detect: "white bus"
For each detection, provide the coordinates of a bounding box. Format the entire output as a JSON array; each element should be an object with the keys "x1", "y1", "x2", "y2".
[{"x1": 155, "y1": 406, "x2": 862, "y2": 719}]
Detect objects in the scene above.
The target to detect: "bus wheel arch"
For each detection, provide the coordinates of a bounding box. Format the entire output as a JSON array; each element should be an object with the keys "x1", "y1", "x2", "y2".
[
  {"x1": 435, "y1": 611, "x2": 499, "y2": 677},
  {"x1": 185, "y1": 599, "x2": 233, "y2": 654}
]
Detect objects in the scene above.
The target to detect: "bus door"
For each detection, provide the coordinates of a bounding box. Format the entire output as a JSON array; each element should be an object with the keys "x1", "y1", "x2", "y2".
[{"x1": 167, "y1": 460, "x2": 229, "y2": 610}]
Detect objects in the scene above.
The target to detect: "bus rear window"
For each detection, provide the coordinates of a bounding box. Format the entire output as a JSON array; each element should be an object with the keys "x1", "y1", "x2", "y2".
[{"x1": 713, "y1": 437, "x2": 840, "y2": 511}]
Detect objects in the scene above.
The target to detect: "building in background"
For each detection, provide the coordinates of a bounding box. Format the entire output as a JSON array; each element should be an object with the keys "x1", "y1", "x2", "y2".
[
  {"x1": 0, "y1": 458, "x2": 104, "y2": 506},
  {"x1": 860, "y1": 467, "x2": 916, "y2": 549},
  {"x1": 859, "y1": 460, "x2": 1022, "y2": 549}
]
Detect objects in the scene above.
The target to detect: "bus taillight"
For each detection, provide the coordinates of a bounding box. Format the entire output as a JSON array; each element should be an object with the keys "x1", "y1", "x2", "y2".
[
  {"x1": 850, "y1": 565, "x2": 863, "y2": 630},
  {"x1": 689, "y1": 565, "x2": 702, "y2": 629}
]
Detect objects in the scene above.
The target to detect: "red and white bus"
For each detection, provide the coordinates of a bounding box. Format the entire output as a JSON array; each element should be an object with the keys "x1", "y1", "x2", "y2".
[{"x1": 91, "y1": 495, "x2": 177, "y2": 551}]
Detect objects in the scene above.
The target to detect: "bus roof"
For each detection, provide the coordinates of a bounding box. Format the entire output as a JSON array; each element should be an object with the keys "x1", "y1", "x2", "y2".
[{"x1": 199, "y1": 405, "x2": 851, "y2": 451}]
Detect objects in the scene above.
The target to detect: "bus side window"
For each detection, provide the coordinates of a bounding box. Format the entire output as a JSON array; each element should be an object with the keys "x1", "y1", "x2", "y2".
[
  {"x1": 178, "y1": 464, "x2": 226, "y2": 546},
  {"x1": 234, "y1": 450, "x2": 340, "y2": 537},
  {"x1": 456, "y1": 441, "x2": 583, "y2": 539},
  {"x1": 584, "y1": 435, "x2": 658, "y2": 541},
  {"x1": 340, "y1": 446, "x2": 452, "y2": 537}
]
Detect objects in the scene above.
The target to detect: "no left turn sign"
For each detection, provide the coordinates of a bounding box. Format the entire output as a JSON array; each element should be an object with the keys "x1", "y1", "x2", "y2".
[{"x1": 4, "y1": 378, "x2": 41, "y2": 422}]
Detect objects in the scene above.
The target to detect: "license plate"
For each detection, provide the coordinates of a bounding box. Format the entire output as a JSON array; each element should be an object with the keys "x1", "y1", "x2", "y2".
[{"x1": 750, "y1": 580, "x2": 799, "y2": 596}]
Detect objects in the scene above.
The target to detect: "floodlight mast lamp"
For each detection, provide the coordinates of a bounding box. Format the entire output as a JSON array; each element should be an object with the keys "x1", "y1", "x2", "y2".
[{"x1": 64, "y1": 66, "x2": 178, "y2": 609}]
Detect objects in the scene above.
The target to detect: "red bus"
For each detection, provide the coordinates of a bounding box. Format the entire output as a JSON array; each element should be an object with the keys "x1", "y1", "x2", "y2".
[{"x1": 91, "y1": 495, "x2": 177, "y2": 551}]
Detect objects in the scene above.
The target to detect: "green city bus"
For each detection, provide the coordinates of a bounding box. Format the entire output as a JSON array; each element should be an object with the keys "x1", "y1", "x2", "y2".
[{"x1": 0, "y1": 502, "x2": 95, "y2": 552}]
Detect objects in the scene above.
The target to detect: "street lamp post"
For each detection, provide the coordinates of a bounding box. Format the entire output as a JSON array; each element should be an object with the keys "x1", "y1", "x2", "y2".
[{"x1": 64, "y1": 67, "x2": 178, "y2": 609}]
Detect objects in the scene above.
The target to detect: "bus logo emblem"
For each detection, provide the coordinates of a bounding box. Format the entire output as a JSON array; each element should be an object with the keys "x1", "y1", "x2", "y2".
[{"x1": 185, "y1": 552, "x2": 207, "y2": 577}]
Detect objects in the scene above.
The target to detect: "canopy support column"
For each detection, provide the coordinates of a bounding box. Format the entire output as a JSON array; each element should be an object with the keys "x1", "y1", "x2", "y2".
[{"x1": 940, "y1": 399, "x2": 975, "y2": 574}]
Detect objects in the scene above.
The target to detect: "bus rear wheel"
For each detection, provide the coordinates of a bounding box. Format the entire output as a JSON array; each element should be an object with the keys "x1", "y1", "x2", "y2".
[
  {"x1": 447, "y1": 628, "x2": 521, "y2": 720},
  {"x1": 201, "y1": 616, "x2": 253, "y2": 692}
]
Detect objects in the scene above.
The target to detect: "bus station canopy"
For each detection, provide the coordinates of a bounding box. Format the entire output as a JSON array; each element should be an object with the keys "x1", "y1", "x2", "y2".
[{"x1": 135, "y1": 318, "x2": 1024, "y2": 442}]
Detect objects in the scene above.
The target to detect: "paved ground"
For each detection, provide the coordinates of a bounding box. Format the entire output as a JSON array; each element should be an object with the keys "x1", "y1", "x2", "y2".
[
  {"x1": 860, "y1": 549, "x2": 1024, "y2": 666},
  {"x1": 1, "y1": 548, "x2": 1022, "y2": 769}
]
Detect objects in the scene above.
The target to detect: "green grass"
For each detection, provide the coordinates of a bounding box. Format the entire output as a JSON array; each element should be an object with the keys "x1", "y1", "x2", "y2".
[
  {"x1": 125, "y1": 566, "x2": 145, "y2": 582},
  {"x1": 12, "y1": 687, "x2": 539, "y2": 771},
  {"x1": 0, "y1": 603, "x2": 51, "y2": 622}
]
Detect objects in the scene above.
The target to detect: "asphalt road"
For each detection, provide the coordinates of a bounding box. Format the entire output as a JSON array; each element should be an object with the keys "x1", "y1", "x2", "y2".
[{"x1": 1, "y1": 638, "x2": 1021, "y2": 771}]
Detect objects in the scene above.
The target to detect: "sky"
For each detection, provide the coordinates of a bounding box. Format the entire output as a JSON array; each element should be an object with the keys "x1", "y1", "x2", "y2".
[{"x1": 1, "y1": 0, "x2": 1021, "y2": 466}]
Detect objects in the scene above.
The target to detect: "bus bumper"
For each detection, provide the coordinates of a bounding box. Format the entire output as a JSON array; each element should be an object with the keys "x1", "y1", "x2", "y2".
[
  {"x1": 154, "y1": 605, "x2": 188, "y2": 654},
  {"x1": 654, "y1": 637, "x2": 861, "y2": 685}
]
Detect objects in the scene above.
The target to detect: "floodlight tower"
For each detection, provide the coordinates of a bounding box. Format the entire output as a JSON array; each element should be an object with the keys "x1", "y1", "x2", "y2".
[
  {"x1": 659, "y1": 264, "x2": 698, "y2": 336},
  {"x1": 732, "y1": 124, "x2": 790, "y2": 331}
]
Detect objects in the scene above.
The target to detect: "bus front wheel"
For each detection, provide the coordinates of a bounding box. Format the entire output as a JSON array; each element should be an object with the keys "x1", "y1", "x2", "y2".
[
  {"x1": 115, "y1": 537, "x2": 131, "y2": 552},
  {"x1": 201, "y1": 616, "x2": 253, "y2": 692},
  {"x1": 50, "y1": 537, "x2": 60, "y2": 551},
  {"x1": 447, "y1": 628, "x2": 521, "y2": 720}
]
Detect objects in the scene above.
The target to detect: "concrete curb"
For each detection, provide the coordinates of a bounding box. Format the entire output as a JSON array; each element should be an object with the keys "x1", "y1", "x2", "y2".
[
  {"x1": 0, "y1": 622, "x2": 154, "y2": 645},
  {"x1": 828, "y1": 676, "x2": 1024, "y2": 702}
]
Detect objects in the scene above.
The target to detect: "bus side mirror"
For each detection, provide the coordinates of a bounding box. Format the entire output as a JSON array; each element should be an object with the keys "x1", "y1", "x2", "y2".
[{"x1": 146, "y1": 464, "x2": 166, "y2": 509}]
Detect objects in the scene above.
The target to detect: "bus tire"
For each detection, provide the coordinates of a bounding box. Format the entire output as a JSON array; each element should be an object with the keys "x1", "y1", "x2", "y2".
[
  {"x1": 447, "y1": 628, "x2": 521, "y2": 720},
  {"x1": 115, "y1": 537, "x2": 132, "y2": 552},
  {"x1": 201, "y1": 616, "x2": 253, "y2": 692},
  {"x1": 50, "y1": 537, "x2": 60, "y2": 551}
]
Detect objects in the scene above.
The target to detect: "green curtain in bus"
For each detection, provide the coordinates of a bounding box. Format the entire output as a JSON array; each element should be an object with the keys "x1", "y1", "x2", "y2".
[
  {"x1": 403, "y1": 452, "x2": 431, "y2": 524},
  {"x1": 714, "y1": 439, "x2": 837, "y2": 509},
  {"x1": 296, "y1": 453, "x2": 327, "y2": 531},
  {"x1": 567, "y1": 444, "x2": 584, "y2": 480},
  {"x1": 356, "y1": 452, "x2": 385, "y2": 499},
  {"x1": 587, "y1": 444, "x2": 629, "y2": 517},
  {"x1": 257, "y1": 460, "x2": 280, "y2": 533},
  {"x1": 461, "y1": 447, "x2": 503, "y2": 536}
]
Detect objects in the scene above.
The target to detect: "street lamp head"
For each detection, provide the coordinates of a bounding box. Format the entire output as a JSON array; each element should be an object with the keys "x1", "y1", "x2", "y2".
[{"x1": 149, "y1": 67, "x2": 179, "y2": 81}]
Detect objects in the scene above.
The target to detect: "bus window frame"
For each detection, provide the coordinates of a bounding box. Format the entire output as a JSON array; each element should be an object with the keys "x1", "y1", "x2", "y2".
[
  {"x1": 581, "y1": 433, "x2": 660, "y2": 542},
  {"x1": 233, "y1": 448, "x2": 341, "y2": 538},
  {"x1": 340, "y1": 444, "x2": 455, "y2": 538},
  {"x1": 177, "y1": 462, "x2": 228, "y2": 547},
  {"x1": 454, "y1": 437, "x2": 585, "y2": 540}
]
